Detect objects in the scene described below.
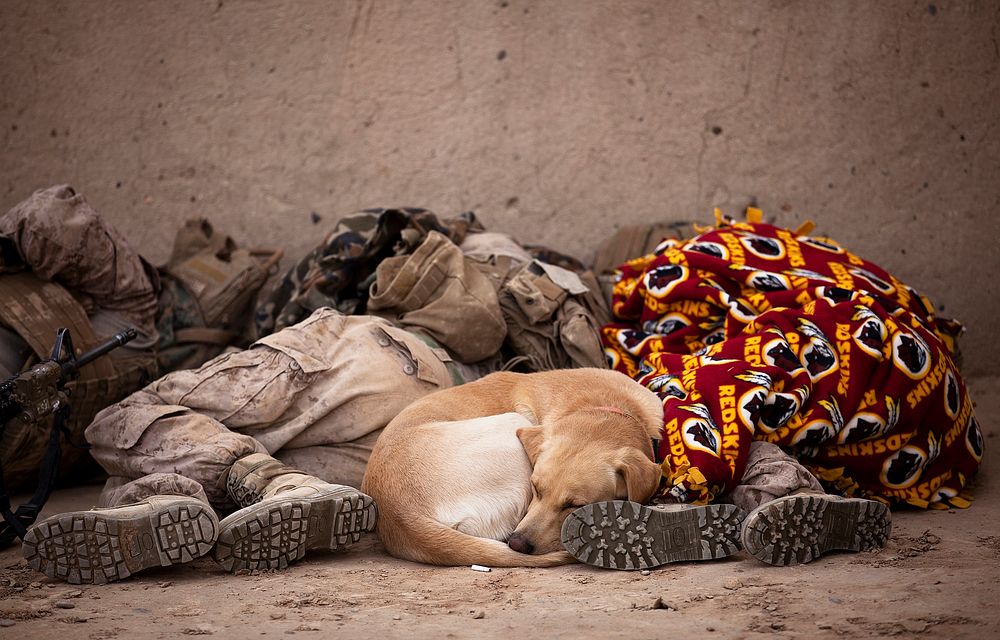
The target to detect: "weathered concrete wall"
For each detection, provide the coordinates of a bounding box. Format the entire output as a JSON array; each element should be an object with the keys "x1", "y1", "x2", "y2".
[{"x1": 1, "y1": 0, "x2": 998, "y2": 375}]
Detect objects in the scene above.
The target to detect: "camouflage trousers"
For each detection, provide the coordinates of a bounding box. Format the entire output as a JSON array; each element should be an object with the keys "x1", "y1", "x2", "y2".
[
  {"x1": 86, "y1": 308, "x2": 456, "y2": 509},
  {"x1": 727, "y1": 441, "x2": 825, "y2": 512}
]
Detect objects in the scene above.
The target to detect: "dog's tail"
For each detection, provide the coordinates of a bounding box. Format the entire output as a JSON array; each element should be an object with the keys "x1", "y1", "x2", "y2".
[{"x1": 377, "y1": 514, "x2": 574, "y2": 568}]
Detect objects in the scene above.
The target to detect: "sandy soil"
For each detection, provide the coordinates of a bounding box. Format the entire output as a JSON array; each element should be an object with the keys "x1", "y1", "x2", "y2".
[{"x1": 1, "y1": 375, "x2": 997, "y2": 639}]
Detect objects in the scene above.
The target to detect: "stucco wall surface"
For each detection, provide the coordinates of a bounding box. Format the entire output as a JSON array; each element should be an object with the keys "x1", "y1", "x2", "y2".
[{"x1": 1, "y1": 0, "x2": 998, "y2": 375}]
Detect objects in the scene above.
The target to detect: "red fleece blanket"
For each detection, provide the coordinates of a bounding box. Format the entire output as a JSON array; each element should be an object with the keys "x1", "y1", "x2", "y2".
[{"x1": 602, "y1": 209, "x2": 982, "y2": 509}]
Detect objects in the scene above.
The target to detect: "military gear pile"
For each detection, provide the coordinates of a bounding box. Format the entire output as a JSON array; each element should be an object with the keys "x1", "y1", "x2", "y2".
[
  {"x1": 602, "y1": 208, "x2": 980, "y2": 509},
  {"x1": 255, "y1": 207, "x2": 610, "y2": 373},
  {"x1": 0, "y1": 186, "x2": 277, "y2": 490},
  {"x1": 253, "y1": 207, "x2": 483, "y2": 337},
  {"x1": 156, "y1": 218, "x2": 281, "y2": 372}
]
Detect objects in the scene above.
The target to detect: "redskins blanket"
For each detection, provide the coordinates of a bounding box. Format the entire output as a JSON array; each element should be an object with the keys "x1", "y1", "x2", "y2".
[{"x1": 603, "y1": 209, "x2": 982, "y2": 509}]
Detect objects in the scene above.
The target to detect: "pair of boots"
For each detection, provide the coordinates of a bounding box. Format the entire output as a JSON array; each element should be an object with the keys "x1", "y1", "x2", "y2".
[
  {"x1": 560, "y1": 492, "x2": 892, "y2": 570},
  {"x1": 21, "y1": 454, "x2": 377, "y2": 584}
]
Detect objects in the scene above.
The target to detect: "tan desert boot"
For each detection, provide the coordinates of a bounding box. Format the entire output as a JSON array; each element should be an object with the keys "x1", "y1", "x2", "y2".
[
  {"x1": 213, "y1": 453, "x2": 377, "y2": 572},
  {"x1": 740, "y1": 492, "x2": 891, "y2": 566},
  {"x1": 22, "y1": 495, "x2": 218, "y2": 584},
  {"x1": 561, "y1": 500, "x2": 744, "y2": 570}
]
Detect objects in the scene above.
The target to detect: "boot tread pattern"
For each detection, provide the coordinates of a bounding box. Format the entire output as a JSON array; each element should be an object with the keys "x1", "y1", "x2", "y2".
[
  {"x1": 214, "y1": 488, "x2": 376, "y2": 572},
  {"x1": 561, "y1": 500, "x2": 744, "y2": 570},
  {"x1": 741, "y1": 495, "x2": 891, "y2": 566},
  {"x1": 22, "y1": 503, "x2": 217, "y2": 585}
]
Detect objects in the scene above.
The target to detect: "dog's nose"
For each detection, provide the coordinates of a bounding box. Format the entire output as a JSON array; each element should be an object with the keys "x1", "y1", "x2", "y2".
[{"x1": 508, "y1": 532, "x2": 535, "y2": 554}]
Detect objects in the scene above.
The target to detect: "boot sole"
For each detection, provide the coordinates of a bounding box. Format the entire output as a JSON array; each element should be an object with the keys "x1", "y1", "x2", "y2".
[
  {"x1": 741, "y1": 494, "x2": 891, "y2": 566},
  {"x1": 213, "y1": 487, "x2": 377, "y2": 572},
  {"x1": 22, "y1": 499, "x2": 218, "y2": 584},
  {"x1": 561, "y1": 500, "x2": 744, "y2": 570}
]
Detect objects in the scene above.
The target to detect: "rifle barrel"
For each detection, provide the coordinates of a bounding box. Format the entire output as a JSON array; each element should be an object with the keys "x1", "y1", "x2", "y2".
[{"x1": 64, "y1": 328, "x2": 138, "y2": 374}]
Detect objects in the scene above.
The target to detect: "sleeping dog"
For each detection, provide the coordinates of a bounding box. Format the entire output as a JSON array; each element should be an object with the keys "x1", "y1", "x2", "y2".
[{"x1": 361, "y1": 368, "x2": 666, "y2": 567}]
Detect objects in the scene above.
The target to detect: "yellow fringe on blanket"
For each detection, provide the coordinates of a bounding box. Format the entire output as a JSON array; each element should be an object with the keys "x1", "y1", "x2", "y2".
[
  {"x1": 794, "y1": 220, "x2": 816, "y2": 236},
  {"x1": 660, "y1": 460, "x2": 714, "y2": 504}
]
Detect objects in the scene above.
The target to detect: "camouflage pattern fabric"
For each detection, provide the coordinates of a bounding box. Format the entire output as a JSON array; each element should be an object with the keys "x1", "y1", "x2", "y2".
[
  {"x1": 0, "y1": 184, "x2": 160, "y2": 338},
  {"x1": 0, "y1": 188, "x2": 274, "y2": 489},
  {"x1": 603, "y1": 208, "x2": 981, "y2": 510},
  {"x1": 254, "y1": 208, "x2": 483, "y2": 338}
]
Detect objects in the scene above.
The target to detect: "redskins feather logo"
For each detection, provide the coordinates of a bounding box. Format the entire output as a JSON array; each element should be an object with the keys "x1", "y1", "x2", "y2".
[
  {"x1": 644, "y1": 264, "x2": 688, "y2": 299},
  {"x1": 839, "y1": 412, "x2": 886, "y2": 444},
  {"x1": 792, "y1": 419, "x2": 834, "y2": 457},
  {"x1": 747, "y1": 270, "x2": 792, "y2": 292},
  {"x1": 891, "y1": 330, "x2": 931, "y2": 380},
  {"x1": 787, "y1": 268, "x2": 835, "y2": 284},
  {"x1": 681, "y1": 417, "x2": 722, "y2": 457},
  {"x1": 719, "y1": 292, "x2": 758, "y2": 324},
  {"x1": 881, "y1": 445, "x2": 926, "y2": 489},
  {"x1": 616, "y1": 329, "x2": 655, "y2": 356},
  {"x1": 687, "y1": 241, "x2": 729, "y2": 260},
  {"x1": 763, "y1": 338, "x2": 804, "y2": 373},
  {"x1": 818, "y1": 397, "x2": 845, "y2": 433},
  {"x1": 739, "y1": 234, "x2": 786, "y2": 260},
  {"x1": 927, "y1": 431, "x2": 942, "y2": 467},
  {"x1": 852, "y1": 314, "x2": 887, "y2": 359},
  {"x1": 849, "y1": 267, "x2": 896, "y2": 296},
  {"x1": 739, "y1": 388, "x2": 768, "y2": 431},
  {"x1": 816, "y1": 286, "x2": 858, "y2": 304},
  {"x1": 930, "y1": 486, "x2": 958, "y2": 506},
  {"x1": 653, "y1": 238, "x2": 681, "y2": 255},
  {"x1": 966, "y1": 414, "x2": 984, "y2": 462},
  {"x1": 758, "y1": 392, "x2": 799, "y2": 433},
  {"x1": 799, "y1": 236, "x2": 845, "y2": 254},
  {"x1": 650, "y1": 312, "x2": 692, "y2": 336},
  {"x1": 604, "y1": 347, "x2": 621, "y2": 370},
  {"x1": 644, "y1": 373, "x2": 687, "y2": 401},
  {"x1": 943, "y1": 369, "x2": 961, "y2": 419},
  {"x1": 802, "y1": 337, "x2": 838, "y2": 382}
]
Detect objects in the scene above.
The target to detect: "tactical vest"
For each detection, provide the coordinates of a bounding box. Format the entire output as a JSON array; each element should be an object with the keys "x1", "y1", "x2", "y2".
[{"x1": 0, "y1": 273, "x2": 156, "y2": 490}]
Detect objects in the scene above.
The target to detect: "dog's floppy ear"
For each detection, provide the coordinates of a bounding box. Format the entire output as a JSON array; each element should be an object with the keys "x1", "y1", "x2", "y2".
[
  {"x1": 516, "y1": 426, "x2": 545, "y2": 466},
  {"x1": 614, "y1": 448, "x2": 662, "y2": 503}
]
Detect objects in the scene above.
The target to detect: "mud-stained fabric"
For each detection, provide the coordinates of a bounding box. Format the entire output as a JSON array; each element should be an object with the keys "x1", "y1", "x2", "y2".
[
  {"x1": 253, "y1": 208, "x2": 483, "y2": 338},
  {"x1": 0, "y1": 184, "x2": 159, "y2": 338},
  {"x1": 86, "y1": 308, "x2": 452, "y2": 508},
  {"x1": 368, "y1": 231, "x2": 507, "y2": 362},
  {"x1": 603, "y1": 209, "x2": 980, "y2": 509},
  {"x1": 725, "y1": 441, "x2": 826, "y2": 513},
  {"x1": 98, "y1": 472, "x2": 210, "y2": 509},
  {"x1": 498, "y1": 261, "x2": 609, "y2": 371}
]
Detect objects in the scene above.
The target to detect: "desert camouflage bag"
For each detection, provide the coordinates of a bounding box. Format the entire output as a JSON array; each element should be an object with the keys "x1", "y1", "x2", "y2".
[
  {"x1": 499, "y1": 260, "x2": 611, "y2": 371},
  {"x1": 156, "y1": 218, "x2": 282, "y2": 372},
  {"x1": 253, "y1": 208, "x2": 482, "y2": 339}
]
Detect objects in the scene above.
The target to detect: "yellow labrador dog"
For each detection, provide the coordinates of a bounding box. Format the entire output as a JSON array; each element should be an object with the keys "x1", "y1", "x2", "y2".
[{"x1": 361, "y1": 368, "x2": 665, "y2": 567}]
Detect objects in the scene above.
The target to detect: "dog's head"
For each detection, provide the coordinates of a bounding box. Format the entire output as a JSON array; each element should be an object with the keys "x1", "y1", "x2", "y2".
[{"x1": 507, "y1": 408, "x2": 662, "y2": 554}]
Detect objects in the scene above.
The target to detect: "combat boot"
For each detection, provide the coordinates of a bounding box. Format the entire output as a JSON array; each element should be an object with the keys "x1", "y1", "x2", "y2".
[
  {"x1": 561, "y1": 500, "x2": 744, "y2": 570},
  {"x1": 22, "y1": 495, "x2": 218, "y2": 584},
  {"x1": 740, "y1": 492, "x2": 891, "y2": 566},
  {"x1": 213, "y1": 453, "x2": 377, "y2": 572}
]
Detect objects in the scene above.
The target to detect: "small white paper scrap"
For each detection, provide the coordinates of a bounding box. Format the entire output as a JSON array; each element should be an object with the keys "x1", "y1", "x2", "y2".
[{"x1": 470, "y1": 564, "x2": 491, "y2": 572}]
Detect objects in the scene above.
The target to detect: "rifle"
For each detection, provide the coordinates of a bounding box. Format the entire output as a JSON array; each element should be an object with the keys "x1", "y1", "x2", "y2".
[{"x1": 0, "y1": 327, "x2": 137, "y2": 548}]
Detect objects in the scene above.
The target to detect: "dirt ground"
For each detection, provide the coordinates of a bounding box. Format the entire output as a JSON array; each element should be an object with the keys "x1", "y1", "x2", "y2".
[{"x1": 0, "y1": 375, "x2": 997, "y2": 639}]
